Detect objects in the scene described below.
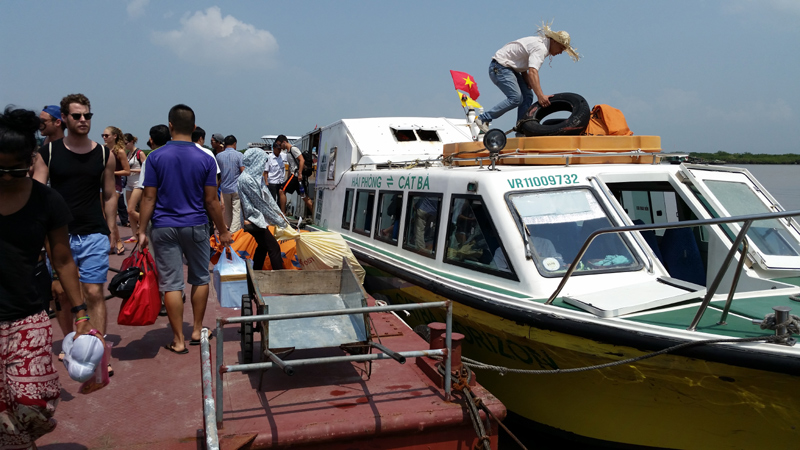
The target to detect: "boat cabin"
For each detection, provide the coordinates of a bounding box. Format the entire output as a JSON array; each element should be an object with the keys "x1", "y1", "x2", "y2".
[{"x1": 296, "y1": 117, "x2": 800, "y2": 318}]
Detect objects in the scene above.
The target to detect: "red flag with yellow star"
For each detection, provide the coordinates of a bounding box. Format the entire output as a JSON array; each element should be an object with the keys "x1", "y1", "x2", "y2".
[{"x1": 450, "y1": 70, "x2": 480, "y2": 100}]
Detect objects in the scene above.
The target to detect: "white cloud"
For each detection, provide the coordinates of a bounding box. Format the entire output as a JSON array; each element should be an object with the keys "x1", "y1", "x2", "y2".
[
  {"x1": 127, "y1": 0, "x2": 149, "y2": 19},
  {"x1": 151, "y1": 7, "x2": 278, "y2": 67}
]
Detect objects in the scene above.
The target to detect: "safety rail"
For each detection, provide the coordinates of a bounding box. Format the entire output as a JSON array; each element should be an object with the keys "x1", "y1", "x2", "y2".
[
  {"x1": 544, "y1": 209, "x2": 800, "y2": 331},
  {"x1": 444, "y1": 149, "x2": 666, "y2": 167},
  {"x1": 202, "y1": 300, "x2": 453, "y2": 430}
]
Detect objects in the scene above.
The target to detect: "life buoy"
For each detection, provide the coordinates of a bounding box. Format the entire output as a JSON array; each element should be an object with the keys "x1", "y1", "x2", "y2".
[{"x1": 518, "y1": 92, "x2": 590, "y2": 137}]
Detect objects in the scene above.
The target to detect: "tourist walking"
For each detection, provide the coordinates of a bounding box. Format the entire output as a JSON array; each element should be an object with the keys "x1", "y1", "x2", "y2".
[
  {"x1": 138, "y1": 104, "x2": 232, "y2": 354},
  {"x1": 265, "y1": 141, "x2": 287, "y2": 210},
  {"x1": 32, "y1": 93, "x2": 117, "y2": 375},
  {"x1": 475, "y1": 21, "x2": 580, "y2": 134},
  {"x1": 123, "y1": 133, "x2": 145, "y2": 243},
  {"x1": 1, "y1": 106, "x2": 100, "y2": 449},
  {"x1": 239, "y1": 148, "x2": 289, "y2": 270},
  {"x1": 38, "y1": 105, "x2": 64, "y2": 147},
  {"x1": 102, "y1": 126, "x2": 131, "y2": 255},
  {"x1": 216, "y1": 135, "x2": 244, "y2": 233}
]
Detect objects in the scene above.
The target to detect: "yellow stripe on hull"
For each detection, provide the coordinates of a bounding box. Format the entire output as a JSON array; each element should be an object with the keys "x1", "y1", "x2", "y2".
[{"x1": 384, "y1": 284, "x2": 800, "y2": 449}]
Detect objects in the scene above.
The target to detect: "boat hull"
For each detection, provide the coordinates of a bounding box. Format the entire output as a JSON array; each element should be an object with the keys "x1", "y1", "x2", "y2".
[{"x1": 362, "y1": 265, "x2": 800, "y2": 450}]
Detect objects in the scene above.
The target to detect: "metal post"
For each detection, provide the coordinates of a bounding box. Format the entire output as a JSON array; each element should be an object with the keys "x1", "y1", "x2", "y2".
[
  {"x1": 215, "y1": 318, "x2": 224, "y2": 427},
  {"x1": 688, "y1": 220, "x2": 753, "y2": 331},
  {"x1": 774, "y1": 306, "x2": 791, "y2": 337},
  {"x1": 444, "y1": 301, "x2": 452, "y2": 400},
  {"x1": 718, "y1": 237, "x2": 749, "y2": 325},
  {"x1": 200, "y1": 328, "x2": 219, "y2": 450}
]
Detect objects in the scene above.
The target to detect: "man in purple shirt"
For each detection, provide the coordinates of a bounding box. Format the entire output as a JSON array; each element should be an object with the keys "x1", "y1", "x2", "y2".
[{"x1": 138, "y1": 104, "x2": 232, "y2": 354}]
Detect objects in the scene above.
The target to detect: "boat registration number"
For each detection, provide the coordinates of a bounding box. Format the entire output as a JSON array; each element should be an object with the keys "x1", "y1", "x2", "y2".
[{"x1": 506, "y1": 174, "x2": 580, "y2": 189}]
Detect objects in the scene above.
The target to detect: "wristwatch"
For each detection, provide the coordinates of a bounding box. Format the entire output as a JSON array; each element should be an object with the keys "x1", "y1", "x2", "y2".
[{"x1": 71, "y1": 303, "x2": 88, "y2": 314}]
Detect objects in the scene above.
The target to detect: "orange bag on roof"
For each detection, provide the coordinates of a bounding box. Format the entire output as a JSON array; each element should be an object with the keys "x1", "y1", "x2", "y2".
[{"x1": 584, "y1": 104, "x2": 633, "y2": 136}]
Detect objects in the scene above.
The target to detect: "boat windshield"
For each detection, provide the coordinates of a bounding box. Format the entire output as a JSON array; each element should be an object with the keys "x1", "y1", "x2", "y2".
[
  {"x1": 704, "y1": 180, "x2": 800, "y2": 257},
  {"x1": 510, "y1": 189, "x2": 640, "y2": 277}
]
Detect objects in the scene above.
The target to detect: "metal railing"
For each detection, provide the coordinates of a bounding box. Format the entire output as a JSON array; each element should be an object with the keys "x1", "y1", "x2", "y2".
[
  {"x1": 201, "y1": 300, "x2": 453, "y2": 432},
  {"x1": 544, "y1": 209, "x2": 800, "y2": 330}
]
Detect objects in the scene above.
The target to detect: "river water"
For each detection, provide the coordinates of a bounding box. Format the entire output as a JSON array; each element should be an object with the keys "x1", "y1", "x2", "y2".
[{"x1": 731, "y1": 164, "x2": 800, "y2": 211}]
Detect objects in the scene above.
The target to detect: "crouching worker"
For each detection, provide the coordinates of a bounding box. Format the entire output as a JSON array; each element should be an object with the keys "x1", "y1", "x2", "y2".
[
  {"x1": 238, "y1": 148, "x2": 289, "y2": 270},
  {"x1": 0, "y1": 106, "x2": 100, "y2": 449}
]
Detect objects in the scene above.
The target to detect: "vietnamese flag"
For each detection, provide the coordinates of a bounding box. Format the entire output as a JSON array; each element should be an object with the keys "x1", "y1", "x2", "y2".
[{"x1": 450, "y1": 70, "x2": 480, "y2": 100}]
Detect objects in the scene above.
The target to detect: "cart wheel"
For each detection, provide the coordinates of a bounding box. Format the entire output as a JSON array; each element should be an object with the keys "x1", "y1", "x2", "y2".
[{"x1": 241, "y1": 294, "x2": 253, "y2": 364}]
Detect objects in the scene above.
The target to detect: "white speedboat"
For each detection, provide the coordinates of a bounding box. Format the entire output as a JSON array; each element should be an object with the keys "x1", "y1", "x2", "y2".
[{"x1": 292, "y1": 115, "x2": 800, "y2": 449}]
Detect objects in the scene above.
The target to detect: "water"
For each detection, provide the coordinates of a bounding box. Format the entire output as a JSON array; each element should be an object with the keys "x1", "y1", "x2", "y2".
[{"x1": 731, "y1": 164, "x2": 800, "y2": 211}]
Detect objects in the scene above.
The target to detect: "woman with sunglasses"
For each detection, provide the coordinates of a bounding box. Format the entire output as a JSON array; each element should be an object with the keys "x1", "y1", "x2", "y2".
[
  {"x1": 101, "y1": 126, "x2": 130, "y2": 255},
  {"x1": 122, "y1": 133, "x2": 146, "y2": 243},
  {"x1": 0, "y1": 106, "x2": 100, "y2": 449}
]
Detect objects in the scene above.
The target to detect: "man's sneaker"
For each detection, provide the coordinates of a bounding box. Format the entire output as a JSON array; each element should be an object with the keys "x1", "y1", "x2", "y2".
[{"x1": 474, "y1": 117, "x2": 490, "y2": 133}]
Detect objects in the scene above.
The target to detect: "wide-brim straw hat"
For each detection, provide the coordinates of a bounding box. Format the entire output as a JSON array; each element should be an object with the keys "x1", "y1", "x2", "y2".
[{"x1": 539, "y1": 21, "x2": 580, "y2": 62}]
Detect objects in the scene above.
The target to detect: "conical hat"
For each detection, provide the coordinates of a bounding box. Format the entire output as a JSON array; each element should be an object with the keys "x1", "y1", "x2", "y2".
[{"x1": 539, "y1": 21, "x2": 580, "y2": 62}]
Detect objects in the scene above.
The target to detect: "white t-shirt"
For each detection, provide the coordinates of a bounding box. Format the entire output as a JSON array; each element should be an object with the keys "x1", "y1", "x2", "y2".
[
  {"x1": 493, "y1": 36, "x2": 549, "y2": 72},
  {"x1": 285, "y1": 146, "x2": 302, "y2": 175},
  {"x1": 265, "y1": 152, "x2": 287, "y2": 184},
  {"x1": 135, "y1": 144, "x2": 220, "y2": 189}
]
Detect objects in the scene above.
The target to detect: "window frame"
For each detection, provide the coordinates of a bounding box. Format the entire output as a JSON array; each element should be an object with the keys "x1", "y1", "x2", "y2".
[
  {"x1": 341, "y1": 188, "x2": 355, "y2": 230},
  {"x1": 373, "y1": 190, "x2": 404, "y2": 245},
  {"x1": 402, "y1": 192, "x2": 444, "y2": 259},
  {"x1": 444, "y1": 194, "x2": 518, "y2": 281},
  {"x1": 505, "y1": 186, "x2": 643, "y2": 278},
  {"x1": 352, "y1": 189, "x2": 376, "y2": 238}
]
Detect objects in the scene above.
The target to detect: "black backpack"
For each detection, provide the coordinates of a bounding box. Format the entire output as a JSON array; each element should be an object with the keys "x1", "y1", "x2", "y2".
[{"x1": 301, "y1": 150, "x2": 313, "y2": 177}]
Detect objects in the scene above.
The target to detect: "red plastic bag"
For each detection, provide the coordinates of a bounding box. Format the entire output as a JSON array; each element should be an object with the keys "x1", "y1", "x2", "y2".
[
  {"x1": 117, "y1": 248, "x2": 161, "y2": 326},
  {"x1": 119, "y1": 244, "x2": 140, "y2": 271}
]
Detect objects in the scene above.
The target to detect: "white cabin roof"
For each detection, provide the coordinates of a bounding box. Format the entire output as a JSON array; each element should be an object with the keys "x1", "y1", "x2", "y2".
[{"x1": 336, "y1": 117, "x2": 474, "y2": 165}]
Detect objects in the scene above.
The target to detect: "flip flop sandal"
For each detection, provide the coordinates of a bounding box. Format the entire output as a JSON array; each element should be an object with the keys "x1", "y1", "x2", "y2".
[{"x1": 164, "y1": 344, "x2": 189, "y2": 354}]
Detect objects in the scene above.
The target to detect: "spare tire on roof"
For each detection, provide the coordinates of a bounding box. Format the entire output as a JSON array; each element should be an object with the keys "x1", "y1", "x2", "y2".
[{"x1": 517, "y1": 92, "x2": 590, "y2": 137}]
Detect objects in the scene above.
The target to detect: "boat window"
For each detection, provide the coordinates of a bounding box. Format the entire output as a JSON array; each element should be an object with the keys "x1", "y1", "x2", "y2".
[
  {"x1": 375, "y1": 191, "x2": 403, "y2": 245},
  {"x1": 391, "y1": 128, "x2": 417, "y2": 142},
  {"x1": 704, "y1": 180, "x2": 800, "y2": 257},
  {"x1": 444, "y1": 195, "x2": 517, "y2": 280},
  {"x1": 509, "y1": 189, "x2": 641, "y2": 277},
  {"x1": 342, "y1": 189, "x2": 354, "y2": 230},
  {"x1": 403, "y1": 193, "x2": 442, "y2": 258},
  {"x1": 416, "y1": 129, "x2": 440, "y2": 142},
  {"x1": 353, "y1": 190, "x2": 375, "y2": 237}
]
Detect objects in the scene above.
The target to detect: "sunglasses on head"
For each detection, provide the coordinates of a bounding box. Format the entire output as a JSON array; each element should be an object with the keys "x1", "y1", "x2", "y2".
[
  {"x1": 0, "y1": 167, "x2": 30, "y2": 178},
  {"x1": 69, "y1": 113, "x2": 93, "y2": 120}
]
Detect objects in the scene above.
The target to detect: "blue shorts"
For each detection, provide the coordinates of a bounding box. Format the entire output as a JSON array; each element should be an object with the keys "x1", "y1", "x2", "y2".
[{"x1": 69, "y1": 233, "x2": 110, "y2": 284}]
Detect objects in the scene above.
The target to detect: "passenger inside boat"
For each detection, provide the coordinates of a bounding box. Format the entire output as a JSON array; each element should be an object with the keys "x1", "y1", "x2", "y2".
[
  {"x1": 445, "y1": 196, "x2": 512, "y2": 275},
  {"x1": 406, "y1": 195, "x2": 441, "y2": 254}
]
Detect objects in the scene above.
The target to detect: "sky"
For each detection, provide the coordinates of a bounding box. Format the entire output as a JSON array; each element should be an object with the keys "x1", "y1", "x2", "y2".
[{"x1": 2, "y1": 1, "x2": 799, "y2": 154}]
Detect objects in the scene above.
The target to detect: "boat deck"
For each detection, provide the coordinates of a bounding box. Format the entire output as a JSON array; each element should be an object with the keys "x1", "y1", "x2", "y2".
[{"x1": 38, "y1": 230, "x2": 504, "y2": 449}]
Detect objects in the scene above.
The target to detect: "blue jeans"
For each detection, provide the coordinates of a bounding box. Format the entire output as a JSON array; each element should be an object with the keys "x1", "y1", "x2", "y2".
[{"x1": 478, "y1": 60, "x2": 534, "y2": 125}]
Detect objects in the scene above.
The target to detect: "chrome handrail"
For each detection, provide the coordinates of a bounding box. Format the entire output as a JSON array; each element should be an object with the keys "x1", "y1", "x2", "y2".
[{"x1": 545, "y1": 210, "x2": 800, "y2": 328}]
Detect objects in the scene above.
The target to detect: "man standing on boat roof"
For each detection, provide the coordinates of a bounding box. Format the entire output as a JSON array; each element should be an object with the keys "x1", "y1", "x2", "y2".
[{"x1": 474, "y1": 21, "x2": 580, "y2": 135}]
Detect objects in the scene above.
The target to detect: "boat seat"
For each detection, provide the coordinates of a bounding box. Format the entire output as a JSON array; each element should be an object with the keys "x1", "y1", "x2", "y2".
[
  {"x1": 659, "y1": 227, "x2": 706, "y2": 286},
  {"x1": 529, "y1": 222, "x2": 580, "y2": 262},
  {"x1": 633, "y1": 219, "x2": 663, "y2": 262},
  {"x1": 579, "y1": 218, "x2": 630, "y2": 261}
]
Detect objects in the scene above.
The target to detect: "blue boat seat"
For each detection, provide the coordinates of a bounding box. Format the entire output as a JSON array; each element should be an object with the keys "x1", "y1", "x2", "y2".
[
  {"x1": 659, "y1": 227, "x2": 706, "y2": 286},
  {"x1": 529, "y1": 222, "x2": 580, "y2": 262},
  {"x1": 579, "y1": 218, "x2": 630, "y2": 261}
]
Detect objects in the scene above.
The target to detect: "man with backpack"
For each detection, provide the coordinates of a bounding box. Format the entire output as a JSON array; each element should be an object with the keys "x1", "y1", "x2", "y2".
[{"x1": 276, "y1": 134, "x2": 312, "y2": 216}]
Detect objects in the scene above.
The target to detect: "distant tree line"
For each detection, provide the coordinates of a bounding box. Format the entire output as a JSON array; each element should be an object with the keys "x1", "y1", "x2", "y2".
[{"x1": 688, "y1": 152, "x2": 800, "y2": 164}]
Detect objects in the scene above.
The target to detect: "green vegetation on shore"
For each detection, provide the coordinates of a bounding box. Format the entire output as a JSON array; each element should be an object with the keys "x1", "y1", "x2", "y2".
[{"x1": 688, "y1": 152, "x2": 800, "y2": 164}]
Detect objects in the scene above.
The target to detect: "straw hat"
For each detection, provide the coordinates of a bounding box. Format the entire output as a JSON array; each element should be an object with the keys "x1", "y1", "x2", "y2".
[{"x1": 538, "y1": 21, "x2": 580, "y2": 62}]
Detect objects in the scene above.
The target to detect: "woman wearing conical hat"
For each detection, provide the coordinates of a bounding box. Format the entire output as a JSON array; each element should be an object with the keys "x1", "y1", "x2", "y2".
[{"x1": 475, "y1": 21, "x2": 580, "y2": 135}]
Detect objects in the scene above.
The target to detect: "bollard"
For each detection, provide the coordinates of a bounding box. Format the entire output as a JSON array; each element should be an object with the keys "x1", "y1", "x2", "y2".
[
  {"x1": 774, "y1": 306, "x2": 791, "y2": 337},
  {"x1": 425, "y1": 323, "x2": 465, "y2": 375}
]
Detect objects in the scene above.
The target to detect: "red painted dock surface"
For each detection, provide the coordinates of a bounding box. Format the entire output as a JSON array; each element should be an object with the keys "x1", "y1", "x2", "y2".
[{"x1": 37, "y1": 228, "x2": 505, "y2": 449}]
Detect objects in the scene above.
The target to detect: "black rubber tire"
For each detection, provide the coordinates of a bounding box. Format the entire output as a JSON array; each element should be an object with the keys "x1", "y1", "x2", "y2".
[
  {"x1": 241, "y1": 294, "x2": 253, "y2": 364},
  {"x1": 518, "y1": 92, "x2": 590, "y2": 136}
]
